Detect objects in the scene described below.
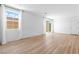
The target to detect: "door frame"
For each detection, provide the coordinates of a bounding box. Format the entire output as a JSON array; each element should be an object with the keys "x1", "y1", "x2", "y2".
[{"x1": 43, "y1": 18, "x2": 54, "y2": 34}]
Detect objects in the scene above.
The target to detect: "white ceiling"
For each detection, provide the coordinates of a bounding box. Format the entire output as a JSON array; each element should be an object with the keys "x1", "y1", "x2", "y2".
[{"x1": 6, "y1": 4, "x2": 79, "y2": 19}]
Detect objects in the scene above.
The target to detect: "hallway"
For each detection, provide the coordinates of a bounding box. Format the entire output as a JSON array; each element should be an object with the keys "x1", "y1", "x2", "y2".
[{"x1": 0, "y1": 33, "x2": 79, "y2": 54}]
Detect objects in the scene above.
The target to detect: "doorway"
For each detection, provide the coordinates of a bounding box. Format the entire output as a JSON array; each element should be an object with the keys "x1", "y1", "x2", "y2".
[
  {"x1": 43, "y1": 18, "x2": 54, "y2": 34},
  {"x1": 46, "y1": 21, "x2": 51, "y2": 32}
]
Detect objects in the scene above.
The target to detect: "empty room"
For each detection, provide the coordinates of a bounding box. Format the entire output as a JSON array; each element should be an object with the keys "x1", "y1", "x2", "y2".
[{"x1": 0, "y1": 4, "x2": 79, "y2": 54}]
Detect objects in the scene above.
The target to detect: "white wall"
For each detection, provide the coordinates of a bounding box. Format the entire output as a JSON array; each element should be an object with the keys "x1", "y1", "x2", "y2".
[
  {"x1": 5, "y1": 10, "x2": 43, "y2": 43},
  {"x1": 0, "y1": 6, "x2": 3, "y2": 43},
  {"x1": 54, "y1": 16, "x2": 71, "y2": 34},
  {"x1": 0, "y1": 6, "x2": 1, "y2": 43},
  {"x1": 71, "y1": 16, "x2": 79, "y2": 35},
  {"x1": 53, "y1": 5, "x2": 79, "y2": 35},
  {"x1": 22, "y1": 11, "x2": 43, "y2": 38},
  {"x1": 0, "y1": 4, "x2": 43, "y2": 44},
  {"x1": 54, "y1": 15, "x2": 79, "y2": 34}
]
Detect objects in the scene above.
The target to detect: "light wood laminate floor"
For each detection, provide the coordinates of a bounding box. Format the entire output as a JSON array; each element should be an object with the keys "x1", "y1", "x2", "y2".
[{"x1": 0, "y1": 33, "x2": 79, "y2": 54}]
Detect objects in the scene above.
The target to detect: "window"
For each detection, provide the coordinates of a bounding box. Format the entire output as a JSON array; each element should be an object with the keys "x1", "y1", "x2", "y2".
[{"x1": 5, "y1": 7, "x2": 20, "y2": 29}]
